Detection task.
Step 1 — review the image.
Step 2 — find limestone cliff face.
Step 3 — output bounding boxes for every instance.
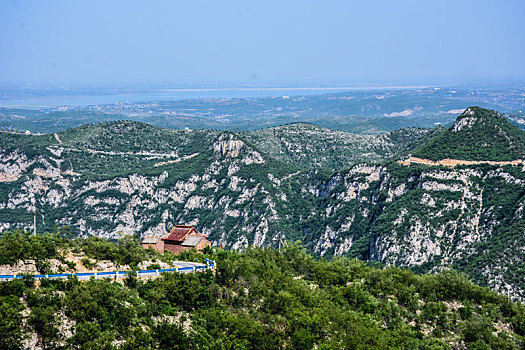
[0,132,284,253]
[305,163,525,300]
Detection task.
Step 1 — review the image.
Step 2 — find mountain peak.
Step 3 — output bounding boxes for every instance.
[451,107,506,132]
[451,107,483,132]
[212,133,247,158]
[413,107,525,161]
[211,132,265,164]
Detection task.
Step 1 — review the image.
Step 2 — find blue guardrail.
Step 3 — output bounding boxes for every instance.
[0,259,215,281]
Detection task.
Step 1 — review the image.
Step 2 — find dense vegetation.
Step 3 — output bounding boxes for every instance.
[0,119,432,174]
[413,107,525,161]
[1,107,525,304]
[0,230,205,274]
[241,123,429,170]
[58,121,219,155]
[0,233,524,349]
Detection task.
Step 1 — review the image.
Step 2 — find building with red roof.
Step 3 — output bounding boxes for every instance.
[142,225,210,255]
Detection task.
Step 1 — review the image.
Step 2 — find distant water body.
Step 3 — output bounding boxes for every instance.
[0,85,430,108]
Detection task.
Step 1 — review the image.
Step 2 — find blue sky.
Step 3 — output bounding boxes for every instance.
[1,0,524,85]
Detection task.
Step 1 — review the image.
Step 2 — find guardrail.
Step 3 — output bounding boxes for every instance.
[0,258,215,281]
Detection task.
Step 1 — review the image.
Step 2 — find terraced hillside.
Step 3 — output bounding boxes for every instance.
[0,107,524,299]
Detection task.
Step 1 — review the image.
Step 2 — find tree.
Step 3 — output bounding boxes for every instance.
[0,296,25,350]
[28,306,62,350]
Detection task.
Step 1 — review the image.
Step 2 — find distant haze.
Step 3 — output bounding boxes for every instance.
[1,0,524,85]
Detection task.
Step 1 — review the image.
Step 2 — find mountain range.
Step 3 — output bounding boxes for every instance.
[0,106,524,299]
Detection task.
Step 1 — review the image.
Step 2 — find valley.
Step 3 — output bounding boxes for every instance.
[2,86,525,134]
[2,1,524,347]
[0,107,524,301]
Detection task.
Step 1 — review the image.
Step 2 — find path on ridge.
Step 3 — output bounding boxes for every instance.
[398,156,525,168]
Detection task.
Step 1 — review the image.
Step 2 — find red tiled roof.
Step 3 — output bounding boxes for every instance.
[162,225,193,242]
[162,225,207,242]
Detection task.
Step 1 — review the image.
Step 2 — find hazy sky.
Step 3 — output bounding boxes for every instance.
[1,0,524,85]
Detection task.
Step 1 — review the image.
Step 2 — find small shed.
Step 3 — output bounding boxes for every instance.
[181,235,209,250]
[140,236,161,249]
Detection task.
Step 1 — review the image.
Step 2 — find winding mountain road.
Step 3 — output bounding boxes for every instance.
[0,260,214,281]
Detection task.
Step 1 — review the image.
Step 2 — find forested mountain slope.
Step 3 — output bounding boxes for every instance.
[1,235,524,349]
[241,123,429,169]
[0,107,524,299]
[413,107,525,161]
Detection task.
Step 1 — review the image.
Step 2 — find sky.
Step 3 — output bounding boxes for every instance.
[0,0,524,86]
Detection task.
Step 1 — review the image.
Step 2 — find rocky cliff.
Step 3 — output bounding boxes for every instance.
[0,108,524,298]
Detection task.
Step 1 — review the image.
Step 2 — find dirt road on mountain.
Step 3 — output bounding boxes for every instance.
[398,157,525,168]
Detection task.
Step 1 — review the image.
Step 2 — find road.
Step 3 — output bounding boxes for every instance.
[0,260,214,281]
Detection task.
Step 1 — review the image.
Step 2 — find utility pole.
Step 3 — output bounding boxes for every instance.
[33,212,36,236]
